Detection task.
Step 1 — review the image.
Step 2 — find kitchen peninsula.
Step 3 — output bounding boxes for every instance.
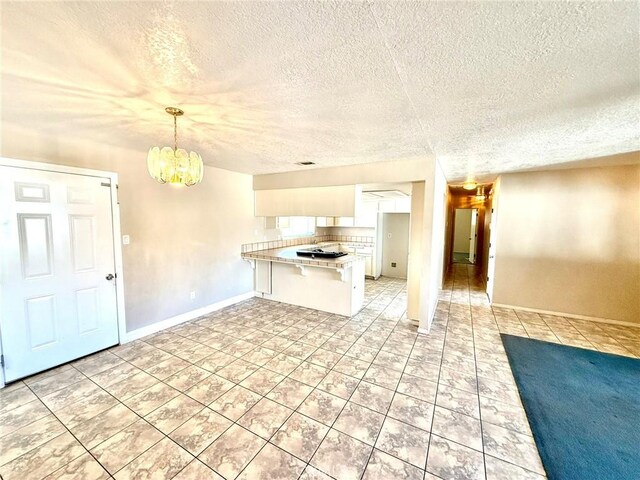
[241,239,365,316]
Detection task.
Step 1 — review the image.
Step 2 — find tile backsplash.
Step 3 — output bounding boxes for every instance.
[241,234,375,253]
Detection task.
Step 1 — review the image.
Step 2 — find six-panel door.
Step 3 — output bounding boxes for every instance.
[0,166,119,382]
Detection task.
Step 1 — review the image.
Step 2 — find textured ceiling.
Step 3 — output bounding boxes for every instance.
[2,1,638,180]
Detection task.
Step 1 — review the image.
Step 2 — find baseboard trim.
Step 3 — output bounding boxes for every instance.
[491,303,640,329]
[124,292,256,343]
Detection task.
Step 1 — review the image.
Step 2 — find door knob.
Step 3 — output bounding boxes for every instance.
[105,274,115,281]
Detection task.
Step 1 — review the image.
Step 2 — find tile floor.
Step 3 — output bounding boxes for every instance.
[1,264,638,480]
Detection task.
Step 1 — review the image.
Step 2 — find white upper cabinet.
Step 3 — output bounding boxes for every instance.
[334,216,355,227]
[255,185,361,217]
[354,201,378,227]
[316,216,335,227]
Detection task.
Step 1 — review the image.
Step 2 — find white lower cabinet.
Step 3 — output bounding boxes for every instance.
[365,256,373,276]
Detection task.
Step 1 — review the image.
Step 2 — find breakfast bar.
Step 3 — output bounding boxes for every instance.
[241,242,365,316]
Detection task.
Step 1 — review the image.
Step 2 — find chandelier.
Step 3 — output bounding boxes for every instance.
[147,107,204,186]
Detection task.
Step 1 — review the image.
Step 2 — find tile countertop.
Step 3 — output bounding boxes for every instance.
[241,243,364,268]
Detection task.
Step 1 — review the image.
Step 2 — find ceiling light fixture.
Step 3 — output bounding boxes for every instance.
[147,107,204,186]
[462,180,477,190]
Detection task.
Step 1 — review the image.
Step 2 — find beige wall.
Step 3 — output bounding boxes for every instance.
[407,181,425,320]
[492,164,640,323]
[2,125,263,332]
[253,158,431,189]
[381,213,410,278]
[453,209,473,253]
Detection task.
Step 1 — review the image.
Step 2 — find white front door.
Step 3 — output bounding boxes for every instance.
[0,166,119,382]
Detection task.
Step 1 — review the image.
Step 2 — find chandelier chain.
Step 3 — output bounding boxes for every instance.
[173,114,177,151]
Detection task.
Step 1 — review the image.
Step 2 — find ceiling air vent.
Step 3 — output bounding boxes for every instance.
[296,161,315,166]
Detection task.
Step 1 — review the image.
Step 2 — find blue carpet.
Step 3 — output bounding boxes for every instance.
[501,334,640,480]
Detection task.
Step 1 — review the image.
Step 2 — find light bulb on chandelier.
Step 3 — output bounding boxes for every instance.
[147,107,204,187]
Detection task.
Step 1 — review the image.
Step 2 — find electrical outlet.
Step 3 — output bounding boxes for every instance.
[391,262,397,267]
[190,291,196,300]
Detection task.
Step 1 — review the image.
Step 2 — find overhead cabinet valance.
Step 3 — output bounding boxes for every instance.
[254,185,361,217]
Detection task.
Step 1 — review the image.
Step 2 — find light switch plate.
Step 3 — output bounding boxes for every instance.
[122,235,130,245]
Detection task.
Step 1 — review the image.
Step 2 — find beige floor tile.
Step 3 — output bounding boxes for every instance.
[170,408,232,456]
[199,424,265,479]
[297,388,346,426]
[104,371,159,401]
[272,412,329,462]
[145,394,204,434]
[362,449,424,480]
[334,402,385,446]
[266,377,313,409]
[350,381,395,414]
[482,422,545,475]
[90,419,164,474]
[114,437,192,480]
[209,385,262,421]
[72,403,139,449]
[44,452,109,480]
[0,432,85,480]
[0,415,65,466]
[375,417,429,468]
[56,390,119,428]
[236,443,306,480]
[0,386,38,414]
[173,459,223,479]
[238,397,293,439]
[426,434,485,480]
[0,399,50,437]
[165,365,212,392]
[310,429,372,480]
[123,382,181,416]
[432,406,483,451]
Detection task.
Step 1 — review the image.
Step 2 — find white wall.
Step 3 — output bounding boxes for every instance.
[420,161,448,329]
[492,163,640,324]
[1,125,263,333]
[316,226,376,238]
[453,209,473,253]
[407,160,448,329]
[381,213,410,278]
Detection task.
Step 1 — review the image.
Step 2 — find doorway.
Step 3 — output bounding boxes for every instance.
[0,161,123,383]
[452,208,479,264]
[381,213,410,278]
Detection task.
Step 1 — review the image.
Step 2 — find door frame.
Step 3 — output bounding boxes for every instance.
[0,157,127,388]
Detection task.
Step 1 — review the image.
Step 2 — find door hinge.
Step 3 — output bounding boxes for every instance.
[486,277,489,282]
[0,354,4,367]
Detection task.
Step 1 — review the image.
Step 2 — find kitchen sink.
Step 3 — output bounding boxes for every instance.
[296,248,348,258]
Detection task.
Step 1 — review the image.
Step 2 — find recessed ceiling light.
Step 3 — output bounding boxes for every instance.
[296,161,316,166]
